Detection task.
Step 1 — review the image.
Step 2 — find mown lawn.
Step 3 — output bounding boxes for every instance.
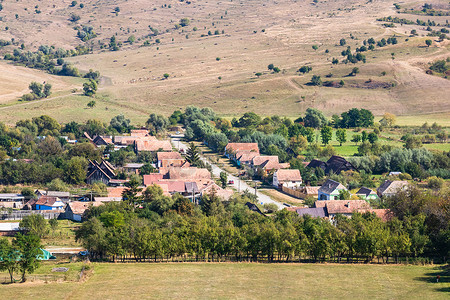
[1,263,448,299]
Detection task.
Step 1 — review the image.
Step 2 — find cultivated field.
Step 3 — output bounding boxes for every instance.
[0,0,449,124]
[1,263,449,299]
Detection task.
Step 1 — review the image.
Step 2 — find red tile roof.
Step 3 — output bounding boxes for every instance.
[225,143,259,153]
[275,169,302,182]
[136,139,172,152]
[157,152,182,160]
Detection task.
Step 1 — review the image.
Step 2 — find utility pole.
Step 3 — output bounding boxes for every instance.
[255,181,257,197]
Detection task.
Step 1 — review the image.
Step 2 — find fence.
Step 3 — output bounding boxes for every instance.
[0,210,62,220]
[281,186,306,199]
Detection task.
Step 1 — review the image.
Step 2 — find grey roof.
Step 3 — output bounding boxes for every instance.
[318,179,343,194]
[356,187,375,196]
[377,180,409,196]
[295,207,327,218]
[184,182,199,193]
[46,191,70,197]
[124,163,145,169]
[0,194,25,201]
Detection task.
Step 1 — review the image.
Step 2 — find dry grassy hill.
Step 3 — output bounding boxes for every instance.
[0,0,449,124]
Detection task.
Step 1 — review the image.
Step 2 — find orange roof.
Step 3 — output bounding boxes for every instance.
[143,173,165,186]
[225,143,259,153]
[157,152,182,160]
[200,182,234,200]
[67,201,103,215]
[167,167,211,180]
[130,129,150,136]
[236,151,260,163]
[160,159,186,168]
[275,169,302,182]
[253,156,279,166]
[136,139,172,152]
[315,200,371,214]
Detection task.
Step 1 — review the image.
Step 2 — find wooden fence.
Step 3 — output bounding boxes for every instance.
[281,186,306,199]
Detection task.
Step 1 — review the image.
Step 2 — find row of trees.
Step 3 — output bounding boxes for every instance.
[75,187,449,263]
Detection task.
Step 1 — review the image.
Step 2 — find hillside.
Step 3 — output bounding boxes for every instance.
[0,0,449,124]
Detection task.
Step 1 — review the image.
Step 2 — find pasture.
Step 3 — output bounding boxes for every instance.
[1,263,448,299]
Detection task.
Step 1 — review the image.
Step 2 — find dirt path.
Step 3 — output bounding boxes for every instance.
[0,92,76,111]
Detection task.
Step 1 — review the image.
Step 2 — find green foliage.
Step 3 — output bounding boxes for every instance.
[146,113,169,135]
[19,215,48,238]
[0,238,19,283]
[309,75,322,86]
[304,108,327,128]
[336,129,347,146]
[320,126,333,145]
[220,171,228,188]
[110,114,130,133]
[186,142,200,166]
[83,79,97,96]
[180,18,190,27]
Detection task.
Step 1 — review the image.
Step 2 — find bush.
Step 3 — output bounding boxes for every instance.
[427,176,444,189]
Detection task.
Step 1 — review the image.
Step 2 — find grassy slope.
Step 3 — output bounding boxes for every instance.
[1,263,448,299]
[0,0,449,124]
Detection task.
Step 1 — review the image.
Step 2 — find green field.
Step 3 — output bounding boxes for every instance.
[1,263,448,299]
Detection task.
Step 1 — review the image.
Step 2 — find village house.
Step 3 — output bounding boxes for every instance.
[63,201,104,222]
[0,193,25,209]
[235,151,260,167]
[251,156,290,173]
[86,160,116,185]
[224,143,259,161]
[35,190,71,203]
[135,138,173,152]
[377,180,409,198]
[25,196,64,211]
[355,187,379,200]
[307,155,358,175]
[199,182,234,201]
[317,179,347,200]
[273,169,302,188]
[157,151,183,168]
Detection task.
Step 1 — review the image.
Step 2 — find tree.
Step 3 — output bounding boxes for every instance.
[110,114,130,133]
[48,218,59,236]
[146,113,169,135]
[367,132,378,144]
[298,66,312,74]
[186,142,200,166]
[180,18,190,27]
[29,82,44,98]
[84,101,96,111]
[336,129,347,146]
[350,67,359,76]
[43,83,52,98]
[0,238,19,283]
[83,79,97,96]
[320,126,333,145]
[351,134,361,145]
[267,64,274,71]
[13,233,42,282]
[339,38,346,46]
[380,113,396,127]
[220,172,228,188]
[127,35,136,44]
[309,75,322,86]
[361,130,368,142]
[425,39,432,47]
[163,73,170,79]
[64,156,88,184]
[304,108,327,128]
[19,215,48,238]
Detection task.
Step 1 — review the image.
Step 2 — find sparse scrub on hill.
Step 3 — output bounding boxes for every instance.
[309,75,322,86]
[20,82,52,101]
[3,45,89,76]
[76,25,97,42]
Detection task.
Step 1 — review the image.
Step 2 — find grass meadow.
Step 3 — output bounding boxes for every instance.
[1,263,448,299]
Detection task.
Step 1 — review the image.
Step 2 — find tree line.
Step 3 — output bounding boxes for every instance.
[74,186,449,264]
